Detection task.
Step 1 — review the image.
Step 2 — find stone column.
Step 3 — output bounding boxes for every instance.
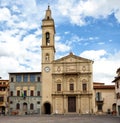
[63,95,67,114]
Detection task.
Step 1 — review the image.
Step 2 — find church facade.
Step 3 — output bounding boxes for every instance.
[41,6,94,114]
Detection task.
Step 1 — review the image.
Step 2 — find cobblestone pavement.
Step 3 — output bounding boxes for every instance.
[0,115,120,123]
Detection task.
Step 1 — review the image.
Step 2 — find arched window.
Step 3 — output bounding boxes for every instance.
[45,53,49,61]
[16,103,20,109]
[46,32,50,45]
[30,103,34,110]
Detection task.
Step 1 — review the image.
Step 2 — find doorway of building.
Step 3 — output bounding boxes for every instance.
[44,103,51,114]
[23,103,27,114]
[68,97,76,112]
[118,106,120,115]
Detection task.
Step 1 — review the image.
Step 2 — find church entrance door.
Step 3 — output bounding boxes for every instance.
[44,103,51,114]
[68,97,76,112]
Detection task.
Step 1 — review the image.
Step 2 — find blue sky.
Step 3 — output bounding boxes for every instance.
[0,0,120,84]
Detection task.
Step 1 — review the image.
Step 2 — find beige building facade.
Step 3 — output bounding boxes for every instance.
[41,6,94,114]
[94,82,116,115]
[112,68,120,116]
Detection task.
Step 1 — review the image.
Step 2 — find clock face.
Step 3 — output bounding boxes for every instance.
[44,66,50,72]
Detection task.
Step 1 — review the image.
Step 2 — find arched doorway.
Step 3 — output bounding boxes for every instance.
[23,103,27,114]
[112,103,116,115]
[44,103,51,114]
[112,103,116,111]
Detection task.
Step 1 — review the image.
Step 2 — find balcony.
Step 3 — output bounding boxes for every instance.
[95,98,104,104]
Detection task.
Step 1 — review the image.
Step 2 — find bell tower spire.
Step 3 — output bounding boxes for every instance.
[45,5,52,20]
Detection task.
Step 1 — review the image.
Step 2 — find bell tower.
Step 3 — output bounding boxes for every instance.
[41,5,55,63]
[41,6,55,114]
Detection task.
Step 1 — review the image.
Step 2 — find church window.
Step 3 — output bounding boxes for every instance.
[82,83,87,91]
[57,84,61,91]
[45,53,49,61]
[70,83,74,91]
[46,32,50,45]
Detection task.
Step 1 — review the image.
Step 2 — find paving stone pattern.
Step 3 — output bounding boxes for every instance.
[0,115,120,123]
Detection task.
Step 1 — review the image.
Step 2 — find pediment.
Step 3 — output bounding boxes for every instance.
[53,52,93,63]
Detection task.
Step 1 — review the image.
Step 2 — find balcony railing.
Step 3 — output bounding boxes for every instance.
[95,98,104,104]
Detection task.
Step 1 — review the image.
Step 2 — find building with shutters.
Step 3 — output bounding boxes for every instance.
[9,72,41,115]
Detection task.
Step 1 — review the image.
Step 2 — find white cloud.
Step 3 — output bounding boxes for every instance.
[80,50,107,60]
[55,42,71,52]
[0,8,11,21]
[55,35,71,52]
[80,50,120,84]
[57,0,120,26]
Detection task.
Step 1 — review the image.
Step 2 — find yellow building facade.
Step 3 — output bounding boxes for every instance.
[41,6,94,114]
[0,80,9,115]
[94,82,116,114]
